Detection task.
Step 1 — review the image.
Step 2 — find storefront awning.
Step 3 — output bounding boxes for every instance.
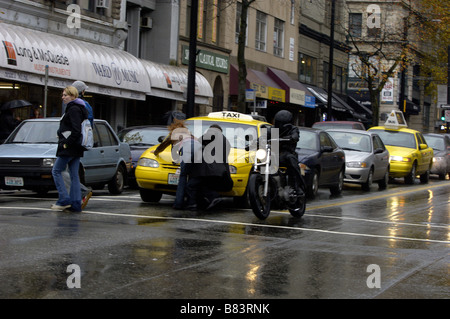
[267,67,315,108]
[140,60,213,105]
[305,85,348,112]
[0,23,149,100]
[230,64,285,102]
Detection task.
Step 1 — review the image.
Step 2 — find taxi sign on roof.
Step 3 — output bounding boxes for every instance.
[384,110,407,129]
[208,111,254,121]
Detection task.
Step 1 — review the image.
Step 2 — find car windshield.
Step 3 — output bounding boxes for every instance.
[185,120,260,150]
[119,128,168,146]
[327,131,371,152]
[296,131,317,150]
[370,130,416,149]
[424,135,445,151]
[7,121,59,144]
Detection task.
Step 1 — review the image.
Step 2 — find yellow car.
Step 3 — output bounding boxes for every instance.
[368,126,433,184]
[135,111,271,205]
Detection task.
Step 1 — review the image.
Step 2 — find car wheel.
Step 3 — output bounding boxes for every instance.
[362,168,373,191]
[419,169,430,184]
[307,169,319,199]
[404,162,416,185]
[108,165,125,195]
[139,188,162,202]
[377,168,389,190]
[330,169,344,195]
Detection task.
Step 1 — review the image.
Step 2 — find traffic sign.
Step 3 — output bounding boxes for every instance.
[445,110,450,122]
[438,104,450,108]
[245,89,255,101]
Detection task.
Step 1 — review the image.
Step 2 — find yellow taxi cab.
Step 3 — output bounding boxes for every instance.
[135,111,271,204]
[368,110,433,184]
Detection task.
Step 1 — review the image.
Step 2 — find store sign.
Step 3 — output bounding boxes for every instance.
[0,24,149,96]
[304,95,316,108]
[250,82,285,102]
[268,87,285,102]
[289,88,305,105]
[381,77,394,103]
[250,82,268,99]
[182,45,229,74]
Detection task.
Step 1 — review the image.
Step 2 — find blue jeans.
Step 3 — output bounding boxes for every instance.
[52,156,82,211]
[173,161,188,208]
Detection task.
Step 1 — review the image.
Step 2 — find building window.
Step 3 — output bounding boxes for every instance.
[299,53,316,84]
[324,63,344,94]
[255,11,267,52]
[197,0,207,41]
[235,2,248,45]
[211,0,220,44]
[273,18,284,57]
[290,0,295,25]
[349,13,362,38]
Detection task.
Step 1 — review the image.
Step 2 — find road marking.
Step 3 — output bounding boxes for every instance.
[0,206,448,244]
[305,182,450,211]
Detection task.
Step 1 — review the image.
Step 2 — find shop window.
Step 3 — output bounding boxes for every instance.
[298,53,316,84]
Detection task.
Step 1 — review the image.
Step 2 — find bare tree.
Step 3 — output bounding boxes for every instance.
[342,1,417,126]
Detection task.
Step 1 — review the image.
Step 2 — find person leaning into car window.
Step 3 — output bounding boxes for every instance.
[51,86,88,213]
[153,120,200,210]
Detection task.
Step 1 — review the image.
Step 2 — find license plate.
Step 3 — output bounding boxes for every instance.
[168,173,179,185]
[5,176,24,186]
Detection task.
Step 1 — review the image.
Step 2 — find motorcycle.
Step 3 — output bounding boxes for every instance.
[248,138,306,220]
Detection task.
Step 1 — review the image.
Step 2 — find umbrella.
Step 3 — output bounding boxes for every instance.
[162,110,186,125]
[1,99,32,111]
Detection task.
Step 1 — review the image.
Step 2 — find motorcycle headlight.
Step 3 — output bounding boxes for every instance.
[42,158,55,167]
[255,149,267,161]
[137,158,159,168]
[433,157,444,162]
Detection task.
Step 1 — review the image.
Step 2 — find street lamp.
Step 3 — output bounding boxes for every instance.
[327,0,336,121]
[186,0,199,118]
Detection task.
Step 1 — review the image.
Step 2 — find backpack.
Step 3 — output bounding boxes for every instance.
[80,119,94,149]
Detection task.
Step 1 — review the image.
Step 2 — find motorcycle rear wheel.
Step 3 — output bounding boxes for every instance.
[288,184,306,218]
[248,174,271,220]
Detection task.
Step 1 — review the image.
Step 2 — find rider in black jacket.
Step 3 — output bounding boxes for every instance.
[273,110,303,191]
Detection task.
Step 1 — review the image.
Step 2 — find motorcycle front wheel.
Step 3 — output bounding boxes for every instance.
[248,173,271,220]
[288,183,306,218]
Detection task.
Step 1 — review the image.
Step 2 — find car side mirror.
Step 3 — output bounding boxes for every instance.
[374,148,384,154]
[419,143,428,150]
[321,145,333,153]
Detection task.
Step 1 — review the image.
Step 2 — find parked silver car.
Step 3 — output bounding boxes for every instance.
[327,129,390,190]
[0,118,131,195]
[423,133,450,180]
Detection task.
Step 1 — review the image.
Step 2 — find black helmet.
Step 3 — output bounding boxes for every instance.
[273,110,293,128]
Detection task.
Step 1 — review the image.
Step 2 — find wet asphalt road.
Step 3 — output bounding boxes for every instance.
[0,178,449,301]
